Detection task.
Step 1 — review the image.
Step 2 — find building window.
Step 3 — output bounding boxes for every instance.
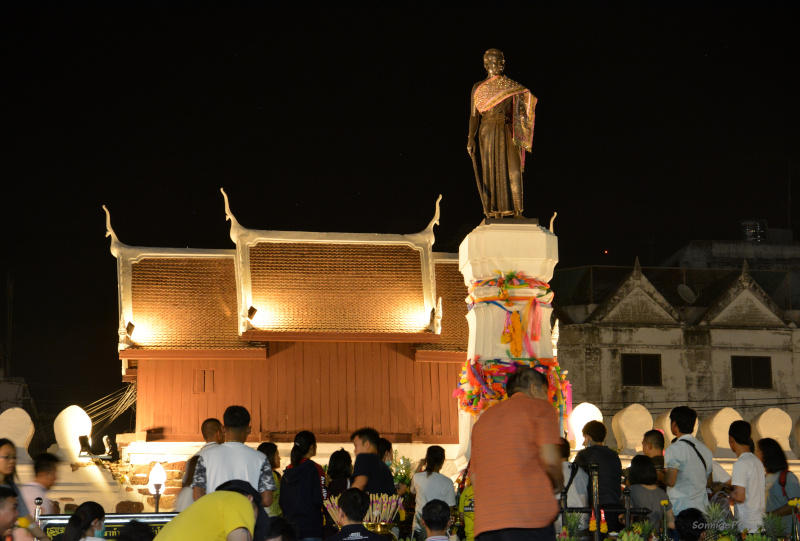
[193,369,215,393]
[621,354,662,386]
[731,356,772,389]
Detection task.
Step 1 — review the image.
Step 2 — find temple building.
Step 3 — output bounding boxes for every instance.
[108,192,468,447]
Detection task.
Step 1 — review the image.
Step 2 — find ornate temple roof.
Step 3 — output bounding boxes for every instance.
[105,191,469,365]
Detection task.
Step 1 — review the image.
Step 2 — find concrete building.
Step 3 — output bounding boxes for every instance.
[553,236,800,455]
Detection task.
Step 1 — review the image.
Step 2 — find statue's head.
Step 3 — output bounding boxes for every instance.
[483,48,505,76]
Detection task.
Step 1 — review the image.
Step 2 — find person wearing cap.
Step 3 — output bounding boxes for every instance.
[155,480,267,541]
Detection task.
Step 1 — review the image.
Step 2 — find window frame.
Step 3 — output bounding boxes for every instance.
[731,355,772,389]
[621,353,663,387]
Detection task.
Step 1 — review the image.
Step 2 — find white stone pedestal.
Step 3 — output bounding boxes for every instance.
[455,221,559,463]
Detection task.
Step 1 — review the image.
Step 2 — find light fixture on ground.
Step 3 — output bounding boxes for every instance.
[148,462,167,512]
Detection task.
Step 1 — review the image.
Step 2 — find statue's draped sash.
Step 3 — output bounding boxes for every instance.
[474,75,537,169]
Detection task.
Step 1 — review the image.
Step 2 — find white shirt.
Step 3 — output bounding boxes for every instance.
[711,461,731,484]
[194,441,272,495]
[411,472,456,531]
[731,452,765,531]
[12,482,53,541]
[554,461,589,533]
[181,441,219,484]
[664,434,713,514]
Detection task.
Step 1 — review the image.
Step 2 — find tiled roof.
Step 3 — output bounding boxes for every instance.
[552,266,791,309]
[130,257,245,349]
[249,242,427,333]
[417,260,468,352]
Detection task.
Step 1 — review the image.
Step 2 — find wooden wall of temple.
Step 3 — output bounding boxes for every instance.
[134,342,460,443]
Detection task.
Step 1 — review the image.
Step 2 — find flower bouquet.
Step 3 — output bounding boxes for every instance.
[390,451,412,486]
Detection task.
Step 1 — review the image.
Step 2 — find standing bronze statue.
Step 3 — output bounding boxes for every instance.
[467,49,537,218]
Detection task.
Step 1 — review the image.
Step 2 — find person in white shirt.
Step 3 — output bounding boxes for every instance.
[663,406,713,514]
[554,437,589,534]
[727,421,765,531]
[411,446,456,538]
[192,406,276,507]
[14,453,59,541]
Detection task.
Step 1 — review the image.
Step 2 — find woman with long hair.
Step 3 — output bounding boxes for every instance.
[280,431,326,541]
[258,442,283,517]
[757,438,800,536]
[62,501,106,541]
[0,438,52,541]
[623,455,674,533]
[410,445,455,539]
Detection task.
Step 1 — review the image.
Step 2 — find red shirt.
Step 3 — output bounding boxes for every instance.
[471,393,561,535]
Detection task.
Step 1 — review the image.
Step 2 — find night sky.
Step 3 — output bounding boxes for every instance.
[3,3,798,443]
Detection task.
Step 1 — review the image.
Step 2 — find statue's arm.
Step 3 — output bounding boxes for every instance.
[467,82,481,156]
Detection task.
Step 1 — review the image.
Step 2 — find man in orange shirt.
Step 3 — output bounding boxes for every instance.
[470,367,563,541]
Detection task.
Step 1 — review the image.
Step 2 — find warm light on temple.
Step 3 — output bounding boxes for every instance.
[250,306,281,328]
[127,321,154,344]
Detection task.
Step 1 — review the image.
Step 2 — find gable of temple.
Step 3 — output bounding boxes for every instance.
[106,193,474,357]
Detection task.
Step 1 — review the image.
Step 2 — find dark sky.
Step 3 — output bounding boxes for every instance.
[2,3,798,438]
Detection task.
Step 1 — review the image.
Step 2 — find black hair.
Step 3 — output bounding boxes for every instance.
[729,420,752,447]
[643,430,665,451]
[378,438,393,460]
[507,367,547,397]
[670,406,697,435]
[675,508,704,541]
[0,439,16,480]
[424,446,446,477]
[223,406,251,428]
[0,486,15,503]
[34,452,59,475]
[327,448,353,480]
[421,499,451,531]
[266,516,297,541]
[582,421,606,443]
[63,501,105,541]
[258,442,280,469]
[338,488,371,522]
[290,430,316,468]
[350,427,380,450]
[201,418,222,440]
[757,438,789,474]
[558,437,571,459]
[628,455,658,486]
[119,520,155,541]
[182,456,200,489]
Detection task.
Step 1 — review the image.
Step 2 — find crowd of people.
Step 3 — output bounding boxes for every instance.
[3,388,800,541]
[163,406,457,541]
[469,368,800,541]
[513,392,798,541]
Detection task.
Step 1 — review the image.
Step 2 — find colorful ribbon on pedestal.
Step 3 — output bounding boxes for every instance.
[455,271,572,429]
